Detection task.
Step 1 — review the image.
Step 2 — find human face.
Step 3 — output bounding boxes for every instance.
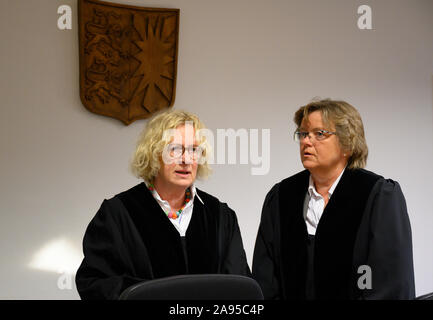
[298,111,347,176]
[155,124,199,191]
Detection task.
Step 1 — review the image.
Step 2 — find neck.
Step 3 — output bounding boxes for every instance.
[152,180,188,211]
[310,165,345,198]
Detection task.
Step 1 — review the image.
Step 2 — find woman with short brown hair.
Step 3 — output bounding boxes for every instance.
[253,99,415,300]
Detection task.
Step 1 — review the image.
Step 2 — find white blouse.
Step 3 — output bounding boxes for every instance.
[304,168,345,235]
[145,182,204,237]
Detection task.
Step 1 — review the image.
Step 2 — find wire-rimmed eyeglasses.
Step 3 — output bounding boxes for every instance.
[294,130,337,143]
[166,143,204,159]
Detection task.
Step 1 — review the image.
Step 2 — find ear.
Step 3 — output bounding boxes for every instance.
[342,147,352,158]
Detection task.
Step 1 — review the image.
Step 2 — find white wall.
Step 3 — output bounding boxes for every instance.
[0,0,432,299]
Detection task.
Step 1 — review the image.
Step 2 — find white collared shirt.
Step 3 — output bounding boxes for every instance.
[145,182,204,237]
[304,168,345,235]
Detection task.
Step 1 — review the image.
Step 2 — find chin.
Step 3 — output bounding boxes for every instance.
[301,160,315,170]
[172,179,193,188]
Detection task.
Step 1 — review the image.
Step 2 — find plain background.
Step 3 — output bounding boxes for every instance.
[0,0,432,299]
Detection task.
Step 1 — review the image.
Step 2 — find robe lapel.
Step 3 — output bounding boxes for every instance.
[118,183,187,278]
[314,169,380,299]
[279,170,310,299]
[185,194,219,274]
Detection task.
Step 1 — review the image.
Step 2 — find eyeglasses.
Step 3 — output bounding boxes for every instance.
[166,144,204,159]
[294,130,337,143]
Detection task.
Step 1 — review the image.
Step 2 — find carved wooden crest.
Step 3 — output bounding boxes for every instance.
[78,0,179,125]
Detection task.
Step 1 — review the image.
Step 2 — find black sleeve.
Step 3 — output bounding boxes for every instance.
[219,203,252,277]
[252,184,281,299]
[360,179,415,299]
[75,199,145,300]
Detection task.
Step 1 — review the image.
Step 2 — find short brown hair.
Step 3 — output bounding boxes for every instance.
[294,99,368,169]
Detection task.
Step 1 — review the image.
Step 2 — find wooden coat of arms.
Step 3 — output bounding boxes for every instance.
[78,0,179,125]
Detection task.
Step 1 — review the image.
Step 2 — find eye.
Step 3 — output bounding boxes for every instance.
[169,144,182,155]
[189,146,203,157]
[315,131,326,140]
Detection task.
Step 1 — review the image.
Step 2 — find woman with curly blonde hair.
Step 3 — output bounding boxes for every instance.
[253,99,415,300]
[76,109,250,300]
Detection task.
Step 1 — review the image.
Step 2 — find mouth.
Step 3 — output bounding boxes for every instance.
[175,170,191,177]
[303,152,314,157]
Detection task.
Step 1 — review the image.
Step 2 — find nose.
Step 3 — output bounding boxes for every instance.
[300,134,313,146]
[181,149,194,164]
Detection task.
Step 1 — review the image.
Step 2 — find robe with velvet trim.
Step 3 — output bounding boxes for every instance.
[252,169,415,300]
[75,183,251,300]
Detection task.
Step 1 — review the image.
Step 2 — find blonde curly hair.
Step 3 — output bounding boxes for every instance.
[131,109,212,182]
[294,99,368,169]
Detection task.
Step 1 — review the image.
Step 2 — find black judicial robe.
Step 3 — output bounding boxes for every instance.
[76,183,251,300]
[252,169,415,300]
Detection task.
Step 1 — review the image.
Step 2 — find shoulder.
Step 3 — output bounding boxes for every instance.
[348,169,403,194]
[370,175,405,199]
[337,169,383,198]
[114,182,147,201]
[361,173,410,236]
[347,168,383,182]
[349,170,408,215]
[267,170,309,199]
[196,188,221,206]
[94,183,147,221]
[196,188,233,213]
[195,188,237,220]
[280,170,310,186]
[259,170,309,213]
